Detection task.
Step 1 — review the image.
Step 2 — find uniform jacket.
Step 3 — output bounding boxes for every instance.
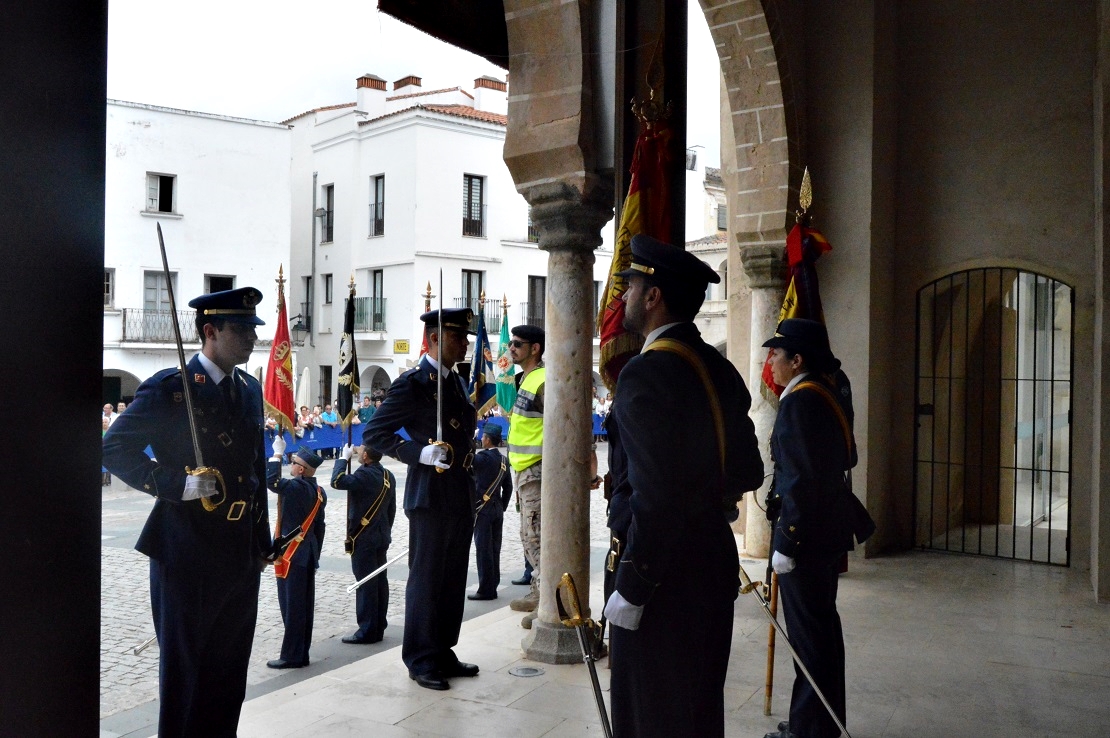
[471,446,512,516]
[102,354,271,571]
[266,461,326,568]
[331,459,396,550]
[604,411,633,539]
[363,355,477,514]
[770,370,867,560]
[611,323,764,607]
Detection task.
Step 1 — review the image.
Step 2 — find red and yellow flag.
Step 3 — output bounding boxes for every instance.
[597,120,672,390]
[760,223,833,399]
[264,267,296,432]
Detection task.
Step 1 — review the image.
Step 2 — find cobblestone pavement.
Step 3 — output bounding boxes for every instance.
[100,445,611,720]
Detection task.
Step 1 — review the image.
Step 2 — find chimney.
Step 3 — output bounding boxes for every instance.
[355,74,387,117]
[473,75,508,115]
[393,75,422,92]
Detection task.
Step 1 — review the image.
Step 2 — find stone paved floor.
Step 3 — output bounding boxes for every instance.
[100,445,612,721]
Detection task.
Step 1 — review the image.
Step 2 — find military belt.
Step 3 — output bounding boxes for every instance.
[606,534,621,573]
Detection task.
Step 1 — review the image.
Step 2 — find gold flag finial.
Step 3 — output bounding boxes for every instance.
[797,167,813,223]
[275,264,286,311]
[502,293,510,314]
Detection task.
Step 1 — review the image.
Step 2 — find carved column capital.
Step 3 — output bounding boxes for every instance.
[523,180,615,254]
[740,242,787,289]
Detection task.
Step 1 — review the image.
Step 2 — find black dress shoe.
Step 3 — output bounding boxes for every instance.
[762,728,797,738]
[266,658,308,669]
[410,670,450,690]
[467,592,497,601]
[511,575,532,585]
[442,661,480,678]
[342,634,383,644]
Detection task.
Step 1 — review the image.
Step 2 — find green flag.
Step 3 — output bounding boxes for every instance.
[495,310,517,413]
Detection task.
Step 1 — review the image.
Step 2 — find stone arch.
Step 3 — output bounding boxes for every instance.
[699,0,805,241]
[359,365,392,398]
[102,368,142,405]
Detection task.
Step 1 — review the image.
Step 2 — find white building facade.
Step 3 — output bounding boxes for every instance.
[103,100,292,402]
[285,74,614,406]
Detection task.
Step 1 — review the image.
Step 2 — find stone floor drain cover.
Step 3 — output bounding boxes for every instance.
[508,666,545,678]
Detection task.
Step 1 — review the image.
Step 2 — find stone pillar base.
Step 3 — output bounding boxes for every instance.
[521,619,582,664]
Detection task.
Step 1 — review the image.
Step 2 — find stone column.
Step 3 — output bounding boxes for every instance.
[521,181,613,663]
[739,241,787,557]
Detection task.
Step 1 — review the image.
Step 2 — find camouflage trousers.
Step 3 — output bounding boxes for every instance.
[515,462,542,593]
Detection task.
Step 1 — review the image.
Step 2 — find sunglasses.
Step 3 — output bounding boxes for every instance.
[509,339,533,348]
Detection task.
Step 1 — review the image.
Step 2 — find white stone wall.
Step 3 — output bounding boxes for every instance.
[103,100,292,393]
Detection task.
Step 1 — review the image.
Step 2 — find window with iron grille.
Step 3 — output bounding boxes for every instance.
[205,275,234,294]
[323,273,333,305]
[527,208,539,243]
[104,269,115,309]
[370,175,385,237]
[146,173,176,213]
[717,203,727,231]
[463,174,485,237]
[462,269,484,313]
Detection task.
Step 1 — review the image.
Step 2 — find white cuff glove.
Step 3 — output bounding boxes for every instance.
[772,550,796,575]
[603,590,644,631]
[418,444,450,470]
[341,443,355,461]
[182,473,218,501]
[271,435,287,459]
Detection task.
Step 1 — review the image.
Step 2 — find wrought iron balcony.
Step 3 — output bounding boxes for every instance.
[353,296,387,332]
[518,302,545,332]
[369,201,385,237]
[121,308,200,343]
[462,204,487,238]
[453,297,500,332]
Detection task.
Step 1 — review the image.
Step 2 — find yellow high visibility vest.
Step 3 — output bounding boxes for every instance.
[508,366,545,472]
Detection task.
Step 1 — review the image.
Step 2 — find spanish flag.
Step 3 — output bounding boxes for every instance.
[597,119,672,390]
[264,267,296,433]
[760,223,832,399]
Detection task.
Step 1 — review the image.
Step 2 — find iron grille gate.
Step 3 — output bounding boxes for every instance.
[913,268,1072,565]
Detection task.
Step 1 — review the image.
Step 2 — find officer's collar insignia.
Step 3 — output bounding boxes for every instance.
[173,392,183,403]
[194,373,206,384]
[428,371,438,381]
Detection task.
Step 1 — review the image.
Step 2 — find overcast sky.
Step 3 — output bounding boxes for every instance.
[108,0,722,167]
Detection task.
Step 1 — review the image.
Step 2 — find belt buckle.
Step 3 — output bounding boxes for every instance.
[606,535,621,572]
[226,500,246,521]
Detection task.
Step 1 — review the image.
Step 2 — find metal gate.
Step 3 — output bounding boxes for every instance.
[913,268,1072,565]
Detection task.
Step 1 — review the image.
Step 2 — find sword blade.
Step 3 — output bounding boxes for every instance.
[346,549,407,593]
[739,564,852,738]
[436,268,443,443]
[156,223,204,468]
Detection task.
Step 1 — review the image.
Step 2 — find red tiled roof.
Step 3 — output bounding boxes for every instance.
[686,231,728,248]
[386,86,474,102]
[358,103,507,127]
[281,102,356,125]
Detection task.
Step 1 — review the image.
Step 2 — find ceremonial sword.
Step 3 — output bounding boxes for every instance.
[431,268,452,472]
[347,549,408,593]
[156,224,225,511]
[556,572,613,738]
[739,564,852,738]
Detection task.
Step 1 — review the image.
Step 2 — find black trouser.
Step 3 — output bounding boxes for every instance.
[472,509,503,596]
[778,555,846,738]
[402,508,473,675]
[351,543,389,639]
[150,559,260,738]
[276,561,316,664]
[609,586,733,737]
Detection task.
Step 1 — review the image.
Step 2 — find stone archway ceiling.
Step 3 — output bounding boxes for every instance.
[378,0,509,70]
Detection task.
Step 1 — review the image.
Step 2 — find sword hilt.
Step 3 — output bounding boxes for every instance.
[739,563,758,594]
[427,439,453,474]
[556,572,591,628]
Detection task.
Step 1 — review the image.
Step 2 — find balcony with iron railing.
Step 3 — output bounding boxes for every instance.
[120,308,200,343]
[462,204,487,238]
[369,201,384,237]
[453,297,500,332]
[518,302,545,332]
[353,296,387,332]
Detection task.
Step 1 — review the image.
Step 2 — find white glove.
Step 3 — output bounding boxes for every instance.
[418,444,450,470]
[341,443,355,461]
[182,472,218,501]
[271,435,287,459]
[772,550,796,575]
[603,590,644,631]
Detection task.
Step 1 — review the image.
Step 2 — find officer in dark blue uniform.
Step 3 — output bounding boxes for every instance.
[102,286,272,738]
[762,318,874,738]
[331,430,397,644]
[468,423,513,601]
[602,235,765,737]
[364,308,479,691]
[265,445,326,669]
